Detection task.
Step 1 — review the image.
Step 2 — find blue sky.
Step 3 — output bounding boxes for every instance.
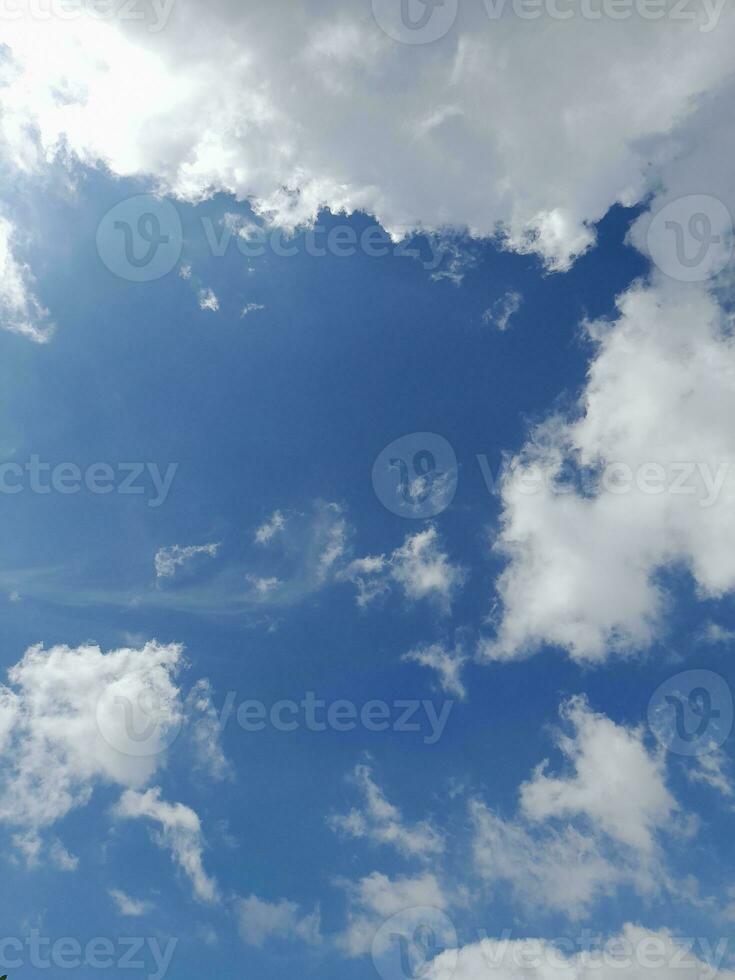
[1,5,735,980]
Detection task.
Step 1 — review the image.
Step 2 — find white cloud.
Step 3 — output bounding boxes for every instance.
[403,641,468,699]
[329,763,444,860]
[0,216,54,343]
[342,527,464,612]
[237,895,322,948]
[686,744,733,798]
[184,679,232,782]
[109,888,155,917]
[155,542,220,579]
[114,787,219,904]
[425,925,735,980]
[470,802,623,919]
[2,2,735,279]
[198,287,220,312]
[0,640,185,832]
[482,290,523,332]
[337,872,448,957]
[0,640,227,899]
[241,303,265,318]
[519,697,676,854]
[471,699,680,917]
[254,510,286,545]
[246,575,281,598]
[49,838,79,872]
[483,280,735,663]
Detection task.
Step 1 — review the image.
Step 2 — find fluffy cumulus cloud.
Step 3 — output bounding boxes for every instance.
[471,698,680,917]
[425,925,735,980]
[519,697,676,853]
[0,640,224,898]
[484,279,735,662]
[2,0,735,282]
[329,763,445,859]
[337,871,449,957]
[341,526,465,611]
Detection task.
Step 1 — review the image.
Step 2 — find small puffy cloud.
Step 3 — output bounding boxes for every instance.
[482,290,523,332]
[342,527,464,612]
[403,641,468,700]
[0,216,54,344]
[471,699,681,918]
[155,542,220,579]
[114,787,219,904]
[198,287,220,312]
[329,763,444,860]
[49,838,79,872]
[254,510,287,545]
[237,895,322,948]
[519,697,676,854]
[391,527,465,609]
[246,575,281,598]
[337,872,448,957]
[109,888,155,917]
